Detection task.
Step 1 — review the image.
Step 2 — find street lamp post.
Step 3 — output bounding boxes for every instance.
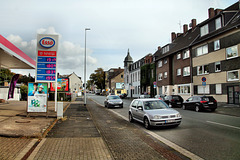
[84,28,90,106]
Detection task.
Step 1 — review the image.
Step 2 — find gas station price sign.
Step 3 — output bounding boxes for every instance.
[36,34,59,82]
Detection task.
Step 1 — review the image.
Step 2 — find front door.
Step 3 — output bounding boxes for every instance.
[228,86,240,104]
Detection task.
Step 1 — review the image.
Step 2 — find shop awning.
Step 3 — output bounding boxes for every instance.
[0,35,35,69]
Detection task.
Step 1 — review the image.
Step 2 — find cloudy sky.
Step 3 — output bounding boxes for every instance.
[1,0,238,79]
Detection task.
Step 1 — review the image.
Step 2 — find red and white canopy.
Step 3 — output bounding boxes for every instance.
[0,35,35,69]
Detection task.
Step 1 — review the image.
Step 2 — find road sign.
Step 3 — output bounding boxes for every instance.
[153,81,157,85]
[202,77,206,82]
[36,34,59,82]
[202,82,206,86]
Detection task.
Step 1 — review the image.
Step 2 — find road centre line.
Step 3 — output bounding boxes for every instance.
[89,98,203,160]
[206,121,240,130]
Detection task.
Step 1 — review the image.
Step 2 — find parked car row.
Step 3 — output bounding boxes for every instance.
[103,93,218,130]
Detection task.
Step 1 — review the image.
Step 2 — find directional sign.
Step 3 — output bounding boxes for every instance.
[202,82,206,86]
[36,34,59,82]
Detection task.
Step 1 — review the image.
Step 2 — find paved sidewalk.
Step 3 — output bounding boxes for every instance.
[32,101,112,160]
[0,101,70,137]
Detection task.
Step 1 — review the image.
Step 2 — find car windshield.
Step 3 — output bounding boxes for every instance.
[172,96,180,100]
[108,96,120,100]
[143,100,168,110]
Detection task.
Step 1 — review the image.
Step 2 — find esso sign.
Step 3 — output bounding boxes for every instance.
[39,37,55,48]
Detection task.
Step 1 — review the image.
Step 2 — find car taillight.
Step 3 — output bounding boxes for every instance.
[200,100,208,103]
[214,100,217,103]
[159,98,162,100]
[171,99,175,102]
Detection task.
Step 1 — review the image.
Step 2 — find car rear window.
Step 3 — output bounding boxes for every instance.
[202,97,215,101]
[172,96,180,100]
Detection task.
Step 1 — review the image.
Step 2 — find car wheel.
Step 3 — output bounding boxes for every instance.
[129,113,134,122]
[182,105,186,110]
[195,106,200,112]
[144,118,151,129]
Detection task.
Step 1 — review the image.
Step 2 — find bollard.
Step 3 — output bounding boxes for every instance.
[57,102,63,119]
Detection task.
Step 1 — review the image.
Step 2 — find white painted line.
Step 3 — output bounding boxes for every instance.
[206,121,240,130]
[90,98,204,160]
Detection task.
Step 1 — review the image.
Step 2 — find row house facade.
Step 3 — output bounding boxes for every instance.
[192,3,240,104]
[154,19,199,100]
[123,1,239,104]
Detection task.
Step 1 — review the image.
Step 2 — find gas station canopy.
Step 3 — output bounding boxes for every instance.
[0,35,35,69]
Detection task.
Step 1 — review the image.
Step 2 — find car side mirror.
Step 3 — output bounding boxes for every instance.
[137,106,143,111]
[186,99,189,102]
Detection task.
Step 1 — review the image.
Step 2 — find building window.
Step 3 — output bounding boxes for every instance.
[227,70,239,81]
[196,44,208,56]
[215,62,221,72]
[151,69,154,78]
[197,65,209,75]
[178,85,190,94]
[200,24,209,36]
[164,72,167,78]
[164,58,167,64]
[158,61,162,68]
[216,84,222,94]
[158,73,163,81]
[163,45,169,54]
[226,45,238,59]
[198,85,210,94]
[177,53,181,59]
[183,66,190,76]
[121,75,123,78]
[215,17,222,30]
[177,68,181,76]
[214,40,220,51]
[183,50,190,59]
[138,71,140,81]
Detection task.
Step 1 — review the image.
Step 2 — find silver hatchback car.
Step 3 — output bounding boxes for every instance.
[129,99,182,129]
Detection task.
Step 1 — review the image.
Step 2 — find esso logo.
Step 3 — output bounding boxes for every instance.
[39,37,55,48]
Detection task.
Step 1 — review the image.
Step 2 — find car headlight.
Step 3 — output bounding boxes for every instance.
[176,113,181,118]
[154,115,161,119]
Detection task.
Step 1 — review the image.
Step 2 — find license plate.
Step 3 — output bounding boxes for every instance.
[209,102,213,104]
[115,105,119,107]
[166,120,175,123]
[177,102,181,104]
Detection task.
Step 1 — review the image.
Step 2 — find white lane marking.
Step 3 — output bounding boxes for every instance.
[90,98,204,160]
[206,121,240,130]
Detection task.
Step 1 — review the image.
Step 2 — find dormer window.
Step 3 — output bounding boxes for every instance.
[163,45,169,54]
[200,24,209,36]
[215,17,222,30]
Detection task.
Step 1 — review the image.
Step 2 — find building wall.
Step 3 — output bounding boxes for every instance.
[0,87,20,101]
[69,73,82,94]
[111,71,125,95]
[192,30,240,103]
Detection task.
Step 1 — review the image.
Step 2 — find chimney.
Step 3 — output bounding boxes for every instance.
[215,9,222,15]
[208,8,215,19]
[183,24,188,34]
[177,33,183,37]
[171,32,176,42]
[158,46,161,50]
[191,19,197,29]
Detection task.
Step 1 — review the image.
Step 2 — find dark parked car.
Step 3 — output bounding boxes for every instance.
[154,94,166,100]
[119,93,127,99]
[164,95,183,108]
[104,95,123,108]
[182,96,217,112]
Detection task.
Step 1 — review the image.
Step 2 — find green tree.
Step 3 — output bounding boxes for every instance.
[0,69,14,86]
[89,68,105,90]
[20,85,28,101]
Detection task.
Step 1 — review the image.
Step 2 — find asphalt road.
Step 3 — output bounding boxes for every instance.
[88,94,240,160]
